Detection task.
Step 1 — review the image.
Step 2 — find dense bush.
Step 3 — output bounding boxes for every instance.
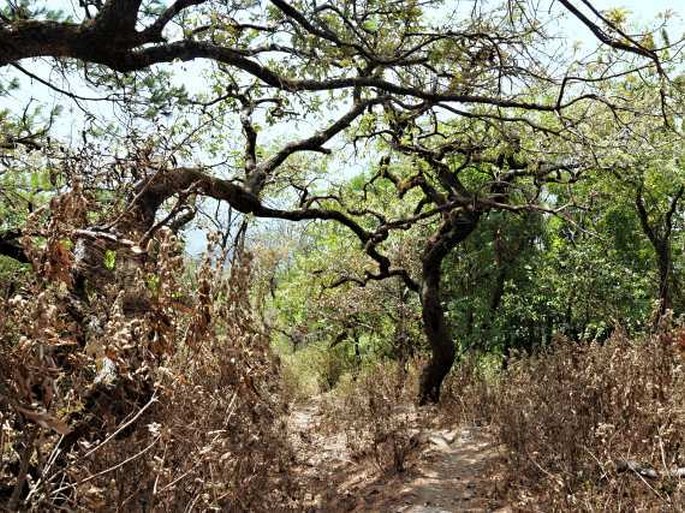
[0,244,301,511]
[446,328,685,511]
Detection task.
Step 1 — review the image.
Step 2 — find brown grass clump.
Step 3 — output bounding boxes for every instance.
[472,331,685,511]
[440,354,500,426]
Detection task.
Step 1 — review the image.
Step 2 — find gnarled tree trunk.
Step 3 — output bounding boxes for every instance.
[418,209,480,404]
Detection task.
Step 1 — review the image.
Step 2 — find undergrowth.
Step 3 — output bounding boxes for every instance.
[0,236,301,511]
[446,328,685,511]
[8,181,685,512]
[321,361,423,475]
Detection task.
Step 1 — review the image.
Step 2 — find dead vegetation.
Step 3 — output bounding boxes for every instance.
[443,326,685,511]
[321,362,424,475]
[5,164,685,512]
[0,236,301,511]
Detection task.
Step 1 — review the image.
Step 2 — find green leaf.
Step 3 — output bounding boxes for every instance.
[103,250,117,271]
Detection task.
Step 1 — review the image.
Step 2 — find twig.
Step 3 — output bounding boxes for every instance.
[658,427,669,477]
[156,466,197,495]
[630,464,669,505]
[584,446,609,482]
[42,391,158,492]
[80,392,158,461]
[24,434,65,503]
[185,489,204,512]
[527,452,564,486]
[51,435,161,496]
[152,442,169,496]
[8,427,36,510]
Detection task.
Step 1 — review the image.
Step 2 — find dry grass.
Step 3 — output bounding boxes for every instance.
[441,353,501,426]
[0,240,302,512]
[321,361,423,475]
[446,329,685,511]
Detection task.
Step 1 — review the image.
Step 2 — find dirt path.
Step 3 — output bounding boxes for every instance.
[288,400,509,513]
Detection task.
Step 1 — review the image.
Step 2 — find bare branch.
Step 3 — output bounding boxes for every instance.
[141,0,207,41]
[558,0,663,74]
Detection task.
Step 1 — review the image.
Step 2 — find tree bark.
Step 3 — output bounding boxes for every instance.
[418,209,480,404]
[0,230,29,263]
[655,240,672,316]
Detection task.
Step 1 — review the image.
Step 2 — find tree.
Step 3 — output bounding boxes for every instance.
[635,166,685,319]
[0,0,681,414]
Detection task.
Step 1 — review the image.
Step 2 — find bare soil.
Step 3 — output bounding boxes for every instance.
[288,399,510,513]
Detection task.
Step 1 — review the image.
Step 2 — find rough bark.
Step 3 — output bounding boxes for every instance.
[655,240,672,316]
[0,230,29,263]
[418,209,480,404]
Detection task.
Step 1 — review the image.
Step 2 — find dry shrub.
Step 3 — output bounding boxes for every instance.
[440,353,500,426]
[1,235,301,511]
[322,361,421,474]
[490,331,685,511]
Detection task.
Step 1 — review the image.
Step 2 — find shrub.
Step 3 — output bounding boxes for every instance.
[440,353,501,426]
[322,361,422,475]
[488,331,685,511]
[0,242,301,511]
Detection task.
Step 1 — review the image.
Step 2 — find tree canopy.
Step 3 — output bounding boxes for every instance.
[2,2,685,507]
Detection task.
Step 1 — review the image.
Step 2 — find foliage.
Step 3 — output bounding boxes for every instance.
[1,0,685,509]
[263,215,423,395]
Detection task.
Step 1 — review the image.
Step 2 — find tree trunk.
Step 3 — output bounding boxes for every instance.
[635,184,683,322]
[418,264,456,404]
[418,210,480,404]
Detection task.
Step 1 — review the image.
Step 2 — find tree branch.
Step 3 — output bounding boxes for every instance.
[558,0,663,74]
[252,96,386,187]
[141,0,207,41]
[635,183,658,246]
[0,25,629,115]
[92,0,143,37]
[664,185,684,239]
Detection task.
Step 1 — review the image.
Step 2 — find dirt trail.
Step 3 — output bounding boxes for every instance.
[288,399,509,513]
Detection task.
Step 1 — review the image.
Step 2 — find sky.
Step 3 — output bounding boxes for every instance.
[593,0,680,21]
[559,0,684,45]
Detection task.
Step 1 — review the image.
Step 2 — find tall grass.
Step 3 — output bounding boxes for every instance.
[445,329,685,511]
